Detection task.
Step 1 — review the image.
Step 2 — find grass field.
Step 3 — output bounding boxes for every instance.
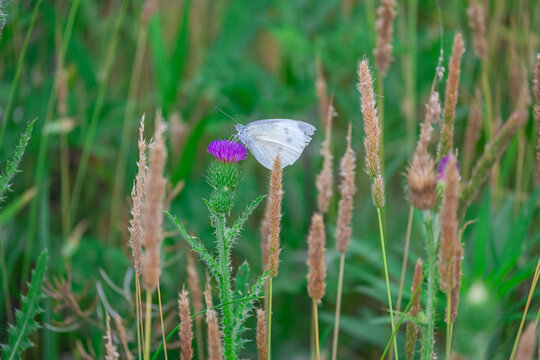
[0,0,539,359]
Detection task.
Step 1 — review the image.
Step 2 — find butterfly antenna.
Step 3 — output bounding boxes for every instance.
[215,107,237,123]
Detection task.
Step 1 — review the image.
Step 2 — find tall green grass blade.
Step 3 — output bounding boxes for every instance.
[1,249,48,360]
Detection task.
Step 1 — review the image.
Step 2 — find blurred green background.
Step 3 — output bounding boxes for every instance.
[0,0,539,358]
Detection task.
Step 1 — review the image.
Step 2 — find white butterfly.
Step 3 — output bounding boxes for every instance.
[235,119,316,169]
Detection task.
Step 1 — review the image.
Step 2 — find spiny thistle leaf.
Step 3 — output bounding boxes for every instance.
[227,195,265,244]
[166,211,222,283]
[2,249,48,360]
[0,119,37,203]
[232,268,268,350]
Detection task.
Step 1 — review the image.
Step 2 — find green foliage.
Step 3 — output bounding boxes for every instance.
[169,161,265,359]
[0,120,36,203]
[1,250,48,360]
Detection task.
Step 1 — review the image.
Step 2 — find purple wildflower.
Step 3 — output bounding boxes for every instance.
[437,155,459,180]
[207,140,247,163]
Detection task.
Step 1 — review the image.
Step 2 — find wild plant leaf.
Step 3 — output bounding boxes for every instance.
[166,211,222,283]
[1,249,48,360]
[234,261,250,300]
[227,195,265,245]
[232,269,268,351]
[0,119,36,203]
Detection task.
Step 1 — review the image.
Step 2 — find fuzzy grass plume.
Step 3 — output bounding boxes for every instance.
[373,0,397,76]
[437,33,465,162]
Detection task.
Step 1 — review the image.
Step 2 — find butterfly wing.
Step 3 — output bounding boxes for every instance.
[241,119,316,169]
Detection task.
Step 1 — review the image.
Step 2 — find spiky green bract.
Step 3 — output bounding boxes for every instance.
[167,191,266,359]
[2,249,48,360]
[0,120,36,203]
[207,160,240,214]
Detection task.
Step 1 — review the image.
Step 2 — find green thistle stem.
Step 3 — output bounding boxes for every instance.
[216,214,235,359]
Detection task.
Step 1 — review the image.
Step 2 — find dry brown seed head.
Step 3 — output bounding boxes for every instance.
[357,60,382,180]
[267,156,283,278]
[467,0,487,59]
[307,212,327,301]
[373,0,397,76]
[256,309,268,360]
[438,154,459,294]
[336,124,356,253]
[178,289,194,360]
[129,117,146,275]
[437,33,465,162]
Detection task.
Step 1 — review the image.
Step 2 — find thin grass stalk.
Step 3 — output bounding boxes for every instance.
[313,298,320,360]
[0,0,43,149]
[376,208,398,360]
[24,0,81,283]
[421,210,437,360]
[446,293,452,359]
[0,232,13,323]
[331,253,345,360]
[69,0,129,221]
[267,277,273,360]
[110,22,150,240]
[135,274,143,360]
[144,290,152,360]
[157,283,168,360]
[396,205,413,314]
[395,204,414,334]
[510,257,540,360]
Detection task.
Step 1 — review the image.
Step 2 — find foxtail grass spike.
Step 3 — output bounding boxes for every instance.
[467,0,487,59]
[459,111,521,216]
[373,0,397,76]
[204,280,223,360]
[307,212,327,301]
[267,156,283,278]
[142,113,167,291]
[437,33,465,162]
[256,309,268,360]
[178,289,194,360]
[407,92,440,210]
[336,123,356,254]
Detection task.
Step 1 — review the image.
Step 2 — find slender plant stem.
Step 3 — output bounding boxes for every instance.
[151,296,264,360]
[331,253,345,360]
[509,256,540,360]
[396,205,414,314]
[109,22,149,240]
[0,0,43,149]
[144,290,152,360]
[379,273,426,360]
[376,208,398,360]
[389,204,413,360]
[156,283,168,360]
[313,297,321,360]
[23,0,81,284]
[421,210,436,360]
[135,274,143,360]
[268,277,273,360]
[69,0,128,222]
[445,293,452,360]
[0,233,13,323]
[216,214,235,359]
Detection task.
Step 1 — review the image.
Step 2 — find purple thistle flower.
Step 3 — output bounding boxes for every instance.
[207,139,247,163]
[437,155,459,180]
